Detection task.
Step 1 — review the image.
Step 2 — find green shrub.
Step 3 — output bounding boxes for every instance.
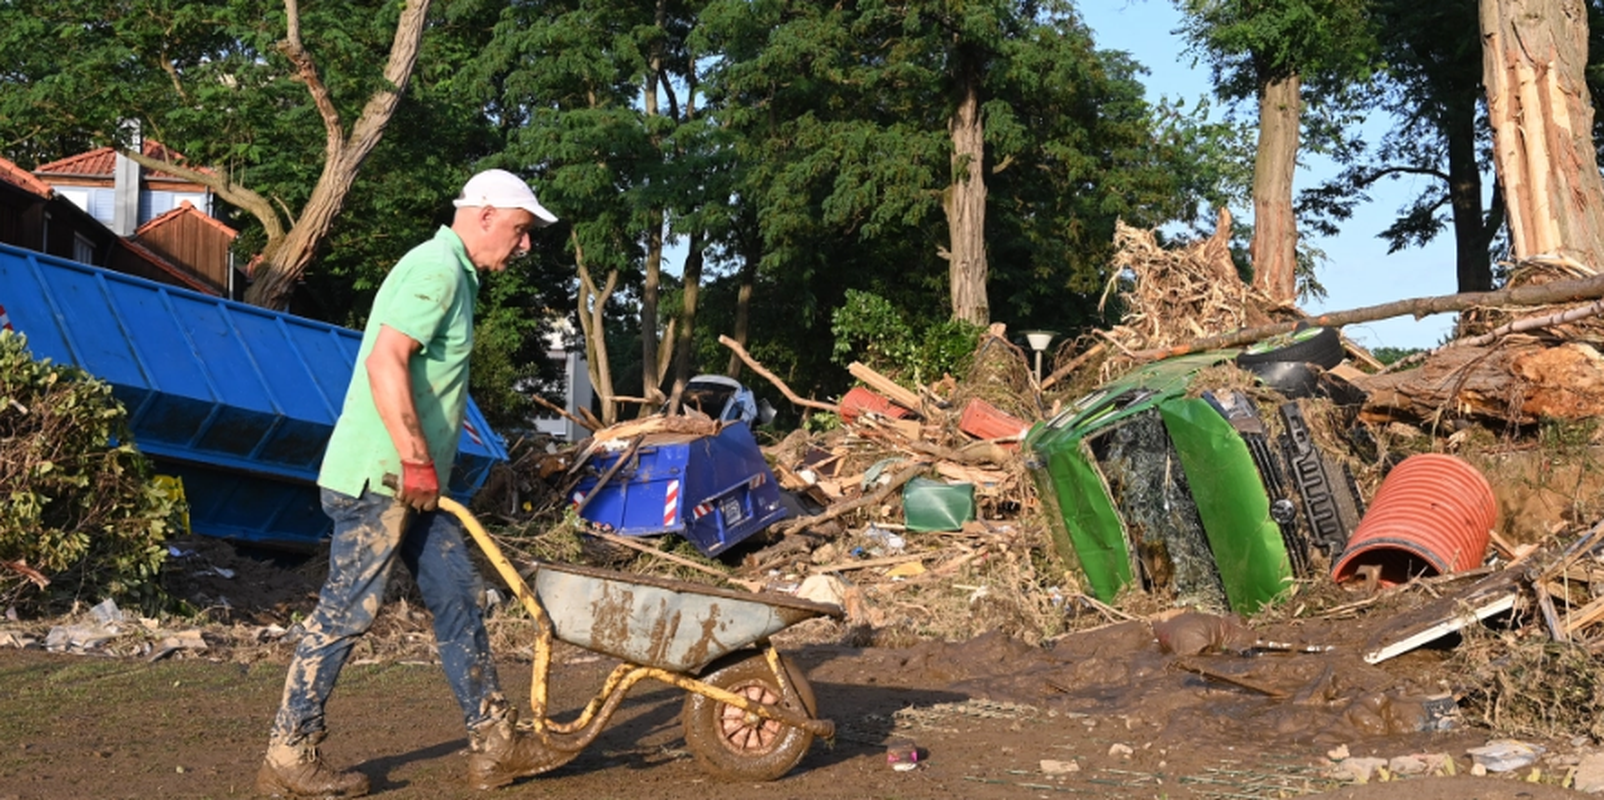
[0,331,176,614]
[830,290,982,384]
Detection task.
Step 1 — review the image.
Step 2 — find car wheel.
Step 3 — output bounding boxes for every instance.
[1236,326,1344,369]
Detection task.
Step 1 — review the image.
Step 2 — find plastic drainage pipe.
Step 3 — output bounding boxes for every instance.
[1331,453,1498,587]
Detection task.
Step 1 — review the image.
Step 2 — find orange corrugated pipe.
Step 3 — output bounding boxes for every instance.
[1331,453,1498,587]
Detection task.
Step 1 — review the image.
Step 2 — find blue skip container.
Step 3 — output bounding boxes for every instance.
[572,423,787,557]
[0,242,508,549]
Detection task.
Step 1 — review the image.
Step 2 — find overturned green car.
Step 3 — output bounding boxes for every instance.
[1025,330,1364,614]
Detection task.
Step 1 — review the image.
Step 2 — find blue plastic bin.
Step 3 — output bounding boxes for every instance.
[0,242,508,549]
[572,423,787,557]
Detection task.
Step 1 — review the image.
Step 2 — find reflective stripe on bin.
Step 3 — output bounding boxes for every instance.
[664,479,680,525]
[463,419,484,447]
[693,502,713,519]
[0,304,10,331]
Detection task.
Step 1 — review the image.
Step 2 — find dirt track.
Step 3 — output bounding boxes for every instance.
[0,609,1593,800]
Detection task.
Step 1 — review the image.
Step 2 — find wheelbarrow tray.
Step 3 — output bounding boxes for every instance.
[530,561,843,674]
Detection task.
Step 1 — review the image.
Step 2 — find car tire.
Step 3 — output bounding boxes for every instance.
[1236,326,1344,369]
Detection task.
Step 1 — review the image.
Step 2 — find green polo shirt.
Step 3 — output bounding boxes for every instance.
[318,226,479,498]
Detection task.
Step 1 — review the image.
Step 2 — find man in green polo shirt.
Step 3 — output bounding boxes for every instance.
[256,169,558,798]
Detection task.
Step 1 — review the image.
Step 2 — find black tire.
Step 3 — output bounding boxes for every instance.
[1236,326,1344,369]
[682,652,818,781]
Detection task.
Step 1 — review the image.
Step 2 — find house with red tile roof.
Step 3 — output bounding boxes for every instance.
[0,151,226,297]
[33,139,214,235]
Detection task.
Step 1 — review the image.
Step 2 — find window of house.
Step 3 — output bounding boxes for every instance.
[73,233,96,265]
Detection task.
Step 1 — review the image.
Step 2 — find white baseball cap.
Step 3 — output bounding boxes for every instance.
[453,169,558,227]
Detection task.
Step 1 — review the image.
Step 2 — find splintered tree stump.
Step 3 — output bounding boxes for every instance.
[1354,342,1604,426]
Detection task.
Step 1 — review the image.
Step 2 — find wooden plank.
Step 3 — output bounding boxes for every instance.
[1366,586,1514,666]
[848,361,922,411]
[1536,582,1568,642]
[1563,592,1604,634]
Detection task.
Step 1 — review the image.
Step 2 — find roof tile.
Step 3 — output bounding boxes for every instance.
[0,155,52,197]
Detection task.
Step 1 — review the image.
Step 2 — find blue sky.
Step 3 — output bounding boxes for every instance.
[1080,1,1459,350]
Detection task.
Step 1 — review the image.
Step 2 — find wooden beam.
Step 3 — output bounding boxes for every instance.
[848,361,922,411]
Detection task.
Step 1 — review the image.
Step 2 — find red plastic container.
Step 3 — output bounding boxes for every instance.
[1331,453,1497,587]
[958,397,1028,444]
[839,386,911,424]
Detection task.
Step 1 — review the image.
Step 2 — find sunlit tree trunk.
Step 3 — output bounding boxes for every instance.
[1480,0,1604,265]
[1249,72,1300,304]
[945,55,989,325]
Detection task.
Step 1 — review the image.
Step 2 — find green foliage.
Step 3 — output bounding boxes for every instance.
[0,332,175,614]
[830,290,982,385]
[1370,346,1422,366]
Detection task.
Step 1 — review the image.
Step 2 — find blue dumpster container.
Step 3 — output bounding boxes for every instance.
[0,242,508,549]
[572,423,787,557]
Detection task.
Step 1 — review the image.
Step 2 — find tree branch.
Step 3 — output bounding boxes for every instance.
[1128,259,1604,362]
[116,149,286,245]
[276,0,344,155]
[716,335,838,413]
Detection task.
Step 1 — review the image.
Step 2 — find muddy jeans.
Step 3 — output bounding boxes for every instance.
[269,487,505,745]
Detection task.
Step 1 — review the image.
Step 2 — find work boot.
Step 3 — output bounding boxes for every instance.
[255,736,370,798]
[466,711,557,790]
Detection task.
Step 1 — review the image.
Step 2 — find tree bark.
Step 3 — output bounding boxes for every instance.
[1480,0,1604,266]
[576,241,620,426]
[241,0,431,310]
[638,0,668,411]
[1249,71,1301,304]
[725,226,758,380]
[665,232,705,413]
[944,54,989,325]
[1445,90,1496,292]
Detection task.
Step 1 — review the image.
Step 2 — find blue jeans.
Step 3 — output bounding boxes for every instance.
[269,488,506,744]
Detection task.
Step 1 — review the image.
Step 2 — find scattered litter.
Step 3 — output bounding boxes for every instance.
[1039,759,1079,775]
[1466,739,1546,772]
[89,598,124,626]
[44,623,120,653]
[885,738,919,771]
[0,630,38,648]
[1331,756,1388,783]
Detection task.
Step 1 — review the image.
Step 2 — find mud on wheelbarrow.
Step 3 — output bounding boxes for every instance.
[440,497,843,782]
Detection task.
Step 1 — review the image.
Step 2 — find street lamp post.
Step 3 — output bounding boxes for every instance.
[1022,330,1057,383]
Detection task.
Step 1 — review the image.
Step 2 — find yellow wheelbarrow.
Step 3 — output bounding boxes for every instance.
[439,497,843,781]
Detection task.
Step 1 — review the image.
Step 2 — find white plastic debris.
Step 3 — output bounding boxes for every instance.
[1466,739,1545,772]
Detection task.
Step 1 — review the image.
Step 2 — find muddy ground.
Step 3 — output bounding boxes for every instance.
[0,536,1596,800]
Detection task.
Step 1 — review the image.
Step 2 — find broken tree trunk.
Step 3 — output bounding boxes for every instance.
[1354,341,1604,425]
[1480,0,1604,268]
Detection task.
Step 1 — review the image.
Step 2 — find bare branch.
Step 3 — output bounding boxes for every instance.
[276,0,344,155]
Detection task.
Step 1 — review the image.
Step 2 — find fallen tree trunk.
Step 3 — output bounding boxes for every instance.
[1354,341,1604,426]
[1128,265,1604,362]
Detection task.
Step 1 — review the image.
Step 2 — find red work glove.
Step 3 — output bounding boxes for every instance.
[398,458,440,512]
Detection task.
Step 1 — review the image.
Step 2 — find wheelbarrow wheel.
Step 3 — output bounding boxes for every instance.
[682,651,817,781]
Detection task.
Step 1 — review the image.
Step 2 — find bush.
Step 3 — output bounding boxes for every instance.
[0,331,176,614]
[830,290,982,384]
